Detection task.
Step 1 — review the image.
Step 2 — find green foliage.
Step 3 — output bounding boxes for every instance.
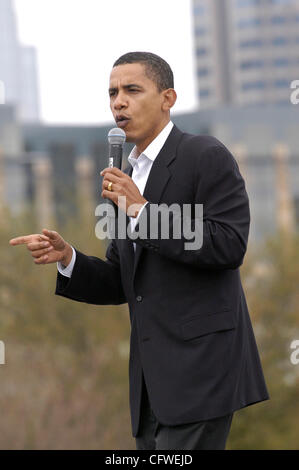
[1,202,299,449]
[0,203,134,449]
[227,231,299,450]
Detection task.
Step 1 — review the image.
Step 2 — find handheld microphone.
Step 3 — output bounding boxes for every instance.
[105,128,126,238]
[108,128,126,169]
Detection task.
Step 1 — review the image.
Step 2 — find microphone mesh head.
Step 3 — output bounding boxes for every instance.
[108,127,126,145]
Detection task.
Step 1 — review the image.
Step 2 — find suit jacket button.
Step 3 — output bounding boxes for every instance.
[136,295,143,302]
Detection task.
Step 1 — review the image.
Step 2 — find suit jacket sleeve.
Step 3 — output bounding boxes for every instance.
[55,239,127,305]
[133,144,250,270]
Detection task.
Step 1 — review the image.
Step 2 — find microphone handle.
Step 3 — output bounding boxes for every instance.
[109,144,123,169]
[107,144,123,222]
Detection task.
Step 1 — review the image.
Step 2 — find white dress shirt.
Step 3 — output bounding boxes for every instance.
[57,120,174,278]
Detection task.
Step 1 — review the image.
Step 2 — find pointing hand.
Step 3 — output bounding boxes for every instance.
[9,229,73,266]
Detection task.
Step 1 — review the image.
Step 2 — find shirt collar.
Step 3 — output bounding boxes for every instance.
[128,121,174,168]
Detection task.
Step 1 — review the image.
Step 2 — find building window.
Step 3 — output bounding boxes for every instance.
[273,58,290,66]
[274,79,290,88]
[237,17,262,28]
[270,0,297,5]
[240,59,265,69]
[242,81,266,90]
[274,98,290,105]
[193,5,206,16]
[239,38,264,48]
[271,16,287,24]
[199,88,210,98]
[196,47,207,56]
[195,27,207,36]
[236,0,261,6]
[272,37,289,46]
[197,67,209,77]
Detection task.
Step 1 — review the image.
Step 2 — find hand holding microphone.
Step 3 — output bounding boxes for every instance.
[101,127,147,218]
[104,127,126,218]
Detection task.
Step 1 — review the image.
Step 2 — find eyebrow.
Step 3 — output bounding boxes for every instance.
[109,84,143,93]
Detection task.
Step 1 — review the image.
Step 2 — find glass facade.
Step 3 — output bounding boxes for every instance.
[193,0,299,107]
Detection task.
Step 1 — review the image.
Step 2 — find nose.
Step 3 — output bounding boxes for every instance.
[113,91,128,111]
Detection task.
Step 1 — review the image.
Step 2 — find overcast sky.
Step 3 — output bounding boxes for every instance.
[14,0,197,125]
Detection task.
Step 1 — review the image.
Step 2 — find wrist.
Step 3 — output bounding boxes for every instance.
[135,199,148,218]
[61,244,72,267]
[127,198,148,218]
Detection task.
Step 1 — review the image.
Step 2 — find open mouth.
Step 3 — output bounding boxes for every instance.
[116,116,130,129]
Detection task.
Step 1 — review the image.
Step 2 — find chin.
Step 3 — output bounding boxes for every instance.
[124,131,135,143]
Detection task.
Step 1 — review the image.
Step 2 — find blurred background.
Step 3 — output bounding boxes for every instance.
[0,0,299,449]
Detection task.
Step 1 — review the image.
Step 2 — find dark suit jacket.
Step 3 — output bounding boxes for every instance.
[55,125,269,437]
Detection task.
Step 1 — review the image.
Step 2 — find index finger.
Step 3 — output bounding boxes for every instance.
[9,234,49,246]
[100,167,125,177]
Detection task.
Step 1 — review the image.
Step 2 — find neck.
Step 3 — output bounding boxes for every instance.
[135,118,170,155]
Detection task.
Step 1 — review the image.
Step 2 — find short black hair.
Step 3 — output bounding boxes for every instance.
[113,52,174,92]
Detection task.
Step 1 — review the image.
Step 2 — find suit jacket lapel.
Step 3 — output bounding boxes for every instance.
[131,125,184,281]
[121,164,135,272]
[119,125,184,282]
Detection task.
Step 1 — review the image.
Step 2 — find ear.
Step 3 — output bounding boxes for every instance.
[161,89,177,112]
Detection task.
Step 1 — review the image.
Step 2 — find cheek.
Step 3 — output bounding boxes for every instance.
[131,97,159,128]
[146,98,161,117]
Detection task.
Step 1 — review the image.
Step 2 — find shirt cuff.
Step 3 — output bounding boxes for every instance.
[57,246,76,278]
[136,201,149,223]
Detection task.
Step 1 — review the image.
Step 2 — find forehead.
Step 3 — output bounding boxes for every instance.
[109,63,154,87]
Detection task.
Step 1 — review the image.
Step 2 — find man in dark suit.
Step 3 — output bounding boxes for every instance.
[10,52,269,450]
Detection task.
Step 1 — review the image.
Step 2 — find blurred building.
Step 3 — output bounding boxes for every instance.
[0,104,28,213]
[19,46,40,121]
[0,0,40,121]
[0,103,298,242]
[193,0,299,108]
[0,0,298,242]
